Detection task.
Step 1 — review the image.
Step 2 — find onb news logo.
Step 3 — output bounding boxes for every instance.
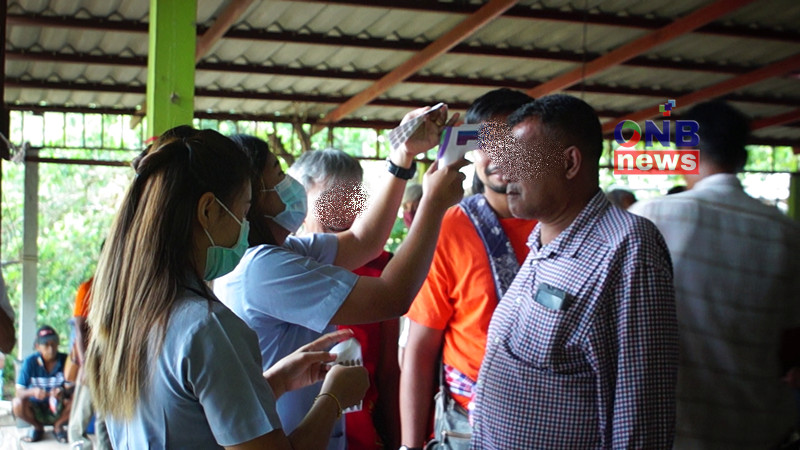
[613,100,700,175]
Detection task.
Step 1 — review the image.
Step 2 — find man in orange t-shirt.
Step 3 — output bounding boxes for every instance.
[67,277,111,449]
[399,89,536,450]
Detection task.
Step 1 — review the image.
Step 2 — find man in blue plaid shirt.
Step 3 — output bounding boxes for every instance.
[471,94,678,449]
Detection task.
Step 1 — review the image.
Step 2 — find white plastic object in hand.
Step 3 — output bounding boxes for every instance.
[329,337,363,413]
[437,124,482,167]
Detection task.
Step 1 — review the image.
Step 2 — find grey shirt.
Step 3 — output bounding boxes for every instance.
[106,289,281,449]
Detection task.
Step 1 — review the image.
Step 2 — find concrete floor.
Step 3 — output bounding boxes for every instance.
[0,401,72,450]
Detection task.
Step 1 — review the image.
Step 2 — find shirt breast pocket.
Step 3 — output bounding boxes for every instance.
[505,283,588,374]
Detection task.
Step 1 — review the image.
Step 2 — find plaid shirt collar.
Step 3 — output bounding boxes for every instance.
[528,189,608,260]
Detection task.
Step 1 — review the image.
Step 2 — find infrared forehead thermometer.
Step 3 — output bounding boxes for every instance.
[437,124,482,167]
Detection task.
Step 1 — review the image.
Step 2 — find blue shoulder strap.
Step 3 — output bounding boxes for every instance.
[458,194,520,300]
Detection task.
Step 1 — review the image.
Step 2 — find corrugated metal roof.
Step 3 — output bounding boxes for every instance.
[5,0,800,146]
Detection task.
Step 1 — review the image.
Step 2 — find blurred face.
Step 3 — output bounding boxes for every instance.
[504,118,566,220]
[36,340,59,363]
[307,177,366,234]
[475,117,512,194]
[620,193,636,210]
[402,199,420,228]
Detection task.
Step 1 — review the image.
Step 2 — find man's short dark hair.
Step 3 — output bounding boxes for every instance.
[683,101,749,172]
[508,94,603,162]
[465,88,534,125]
[466,88,534,193]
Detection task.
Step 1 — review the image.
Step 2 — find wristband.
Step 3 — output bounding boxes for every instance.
[315,392,343,419]
[386,158,417,180]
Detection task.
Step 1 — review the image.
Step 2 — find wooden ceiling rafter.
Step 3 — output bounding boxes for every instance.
[195,0,256,63]
[9,13,778,76]
[8,50,800,109]
[8,77,800,132]
[300,0,800,43]
[751,109,800,131]
[601,53,800,134]
[526,0,758,98]
[317,0,519,128]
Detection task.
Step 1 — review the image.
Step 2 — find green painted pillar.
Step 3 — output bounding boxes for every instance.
[146,0,197,138]
[787,148,800,220]
[789,173,800,221]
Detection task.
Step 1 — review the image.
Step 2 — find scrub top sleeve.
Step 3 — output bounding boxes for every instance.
[184,309,282,447]
[244,247,358,333]
[283,233,339,265]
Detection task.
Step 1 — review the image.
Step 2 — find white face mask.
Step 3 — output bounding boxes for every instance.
[262,175,308,233]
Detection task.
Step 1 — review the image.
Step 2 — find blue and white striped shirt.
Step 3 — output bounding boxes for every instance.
[16,351,67,394]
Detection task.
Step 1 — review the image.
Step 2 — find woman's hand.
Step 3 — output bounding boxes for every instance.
[264,329,354,398]
[392,105,460,164]
[421,158,469,212]
[320,364,369,411]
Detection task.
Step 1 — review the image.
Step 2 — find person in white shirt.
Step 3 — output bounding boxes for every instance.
[629,100,800,449]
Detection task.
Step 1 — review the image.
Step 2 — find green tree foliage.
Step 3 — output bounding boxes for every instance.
[2,155,132,353]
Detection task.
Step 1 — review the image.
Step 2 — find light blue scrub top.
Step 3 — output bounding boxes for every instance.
[106,289,282,449]
[215,234,359,450]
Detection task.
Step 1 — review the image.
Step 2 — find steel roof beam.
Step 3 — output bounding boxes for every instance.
[9,50,799,108]
[8,3,800,44]
[527,0,758,98]
[8,78,800,124]
[5,14,754,75]
[301,1,800,43]
[601,53,800,134]
[318,0,519,126]
[751,109,800,131]
[3,103,396,130]
[2,78,470,110]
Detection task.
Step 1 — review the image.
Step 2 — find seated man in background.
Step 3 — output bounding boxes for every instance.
[289,148,401,449]
[629,101,800,448]
[13,325,72,443]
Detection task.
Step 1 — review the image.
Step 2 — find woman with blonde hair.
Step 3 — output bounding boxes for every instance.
[85,128,367,449]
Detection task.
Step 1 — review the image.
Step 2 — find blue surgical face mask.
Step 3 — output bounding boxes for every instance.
[203,197,250,281]
[262,175,308,234]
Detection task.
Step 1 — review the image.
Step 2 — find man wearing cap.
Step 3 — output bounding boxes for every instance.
[13,325,72,443]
